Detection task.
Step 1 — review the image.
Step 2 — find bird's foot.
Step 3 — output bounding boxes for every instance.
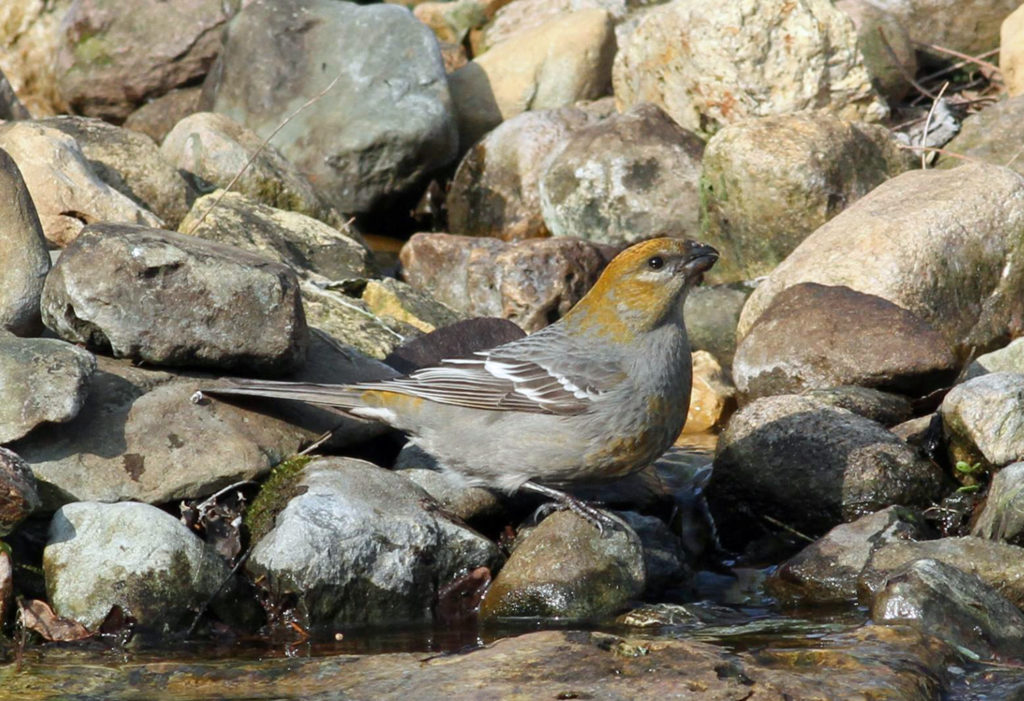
[520,481,622,535]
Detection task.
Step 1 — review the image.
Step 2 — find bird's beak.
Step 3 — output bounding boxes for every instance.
[683,243,719,282]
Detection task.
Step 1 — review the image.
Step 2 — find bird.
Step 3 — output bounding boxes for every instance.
[199,237,718,528]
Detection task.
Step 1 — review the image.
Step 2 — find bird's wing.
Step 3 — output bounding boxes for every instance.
[358,333,626,416]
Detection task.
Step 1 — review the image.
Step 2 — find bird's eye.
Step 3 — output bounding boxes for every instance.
[647,255,664,270]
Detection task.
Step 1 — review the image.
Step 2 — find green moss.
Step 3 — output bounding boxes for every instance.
[244,455,314,544]
[74,34,114,67]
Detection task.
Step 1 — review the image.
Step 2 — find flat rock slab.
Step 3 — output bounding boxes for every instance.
[0,626,953,699]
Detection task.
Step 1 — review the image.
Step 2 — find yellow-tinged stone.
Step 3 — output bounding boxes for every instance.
[1001,4,1024,97]
[682,350,735,434]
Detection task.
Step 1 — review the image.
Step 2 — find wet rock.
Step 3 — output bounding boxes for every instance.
[941,372,1024,472]
[0,626,957,699]
[612,0,887,138]
[161,112,339,226]
[0,122,163,247]
[203,0,457,215]
[875,0,1019,56]
[737,164,1024,360]
[707,395,946,549]
[0,448,40,536]
[0,0,72,117]
[0,333,96,444]
[55,0,231,122]
[41,224,308,374]
[0,148,50,336]
[871,558,1024,661]
[836,0,918,102]
[123,87,203,144]
[767,506,930,605]
[617,511,691,595]
[936,95,1024,177]
[682,284,751,369]
[733,284,957,400]
[684,351,734,434]
[539,103,705,246]
[800,386,914,426]
[178,190,372,281]
[480,509,645,620]
[700,113,911,282]
[399,233,609,332]
[446,106,597,241]
[44,501,234,632]
[449,9,616,147]
[860,536,1024,608]
[1004,6,1024,97]
[972,463,1024,545]
[965,337,1024,379]
[40,115,196,228]
[247,457,501,627]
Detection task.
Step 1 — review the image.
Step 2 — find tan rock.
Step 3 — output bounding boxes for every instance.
[683,351,734,434]
[449,9,616,147]
[1002,3,1024,97]
[613,0,887,138]
[0,0,71,117]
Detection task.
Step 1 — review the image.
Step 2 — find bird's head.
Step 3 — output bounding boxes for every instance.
[562,237,719,339]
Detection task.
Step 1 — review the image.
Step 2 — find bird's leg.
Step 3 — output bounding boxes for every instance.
[519,481,622,534]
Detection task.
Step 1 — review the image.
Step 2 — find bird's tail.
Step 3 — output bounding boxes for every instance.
[198,378,368,411]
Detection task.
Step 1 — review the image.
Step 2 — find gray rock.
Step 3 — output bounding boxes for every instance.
[178,190,373,281]
[447,106,597,241]
[800,386,914,426]
[707,395,945,548]
[682,284,750,369]
[449,9,616,148]
[612,0,887,138]
[767,506,929,605]
[859,536,1024,608]
[972,462,1024,546]
[9,354,360,509]
[0,447,40,536]
[618,511,691,595]
[871,558,1024,660]
[55,0,232,121]
[0,148,50,336]
[0,122,163,247]
[203,0,457,215]
[700,113,911,282]
[44,501,234,632]
[480,509,645,620]
[124,87,203,145]
[399,233,609,332]
[247,457,502,626]
[539,103,705,246]
[737,164,1024,361]
[868,0,1019,56]
[836,0,918,102]
[733,283,957,400]
[941,372,1024,471]
[0,68,30,120]
[965,337,1024,379]
[0,333,96,444]
[161,112,339,226]
[937,95,1024,178]
[41,224,308,374]
[395,445,507,525]
[40,115,196,228]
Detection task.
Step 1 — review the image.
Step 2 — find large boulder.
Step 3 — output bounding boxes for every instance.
[202,0,458,215]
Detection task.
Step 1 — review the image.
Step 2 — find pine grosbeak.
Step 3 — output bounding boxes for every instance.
[202,237,718,523]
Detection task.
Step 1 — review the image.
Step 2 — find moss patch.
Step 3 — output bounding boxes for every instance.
[244,455,313,544]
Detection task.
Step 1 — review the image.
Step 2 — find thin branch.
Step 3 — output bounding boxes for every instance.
[917,47,1000,83]
[184,73,343,236]
[920,81,950,169]
[913,41,1002,78]
[761,515,815,543]
[896,143,986,166]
